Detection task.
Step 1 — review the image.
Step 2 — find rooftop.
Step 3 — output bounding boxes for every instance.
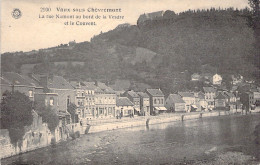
[127,90,139,98]
[215,92,227,99]
[203,87,217,93]
[137,92,149,98]
[47,76,74,90]
[168,94,185,103]
[146,89,164,96]
[197,91,205,99]
[116,97,134,106]
[2,72,33,86]
[178,92,194,98]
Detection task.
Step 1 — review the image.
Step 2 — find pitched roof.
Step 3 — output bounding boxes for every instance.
[48,76,74,89]
[2,72,32,86]
[197,91,205,99]
[0,77,10,85]
[22,75,42,88]
[223,91,235,98]
[203,87,216,93]
[127,90,139,98]
[116,97,134,106]
[137,92,149,98]
[109,79,131,91]
[138,11,164,23]
[178,92,194,98]
[168,94,185,103]
[95,82,115,94]
[191,73,201,78]
[81,82,97,90]
[215,92,227,99]
[146,89,164,96]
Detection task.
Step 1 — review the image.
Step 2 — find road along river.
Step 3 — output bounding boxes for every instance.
[2,114,260,164]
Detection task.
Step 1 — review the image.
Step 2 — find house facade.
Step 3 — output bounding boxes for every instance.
[194,91,208,111]
[146,89,166,115]
[1,72,37,101]
[124,90,141,115]
[137,92,150,116]
[214,92,227,109]
[223,91,236,110]
[253,92,260,106]
[37,75,76,113]
[94,82,116,118]
[178,92,196,112]
[34,93,59,110]
[165,94,186,112]
[116,97,134,117]
[191,73,201,81]
[203,87,217,110]
[212,74,222,85]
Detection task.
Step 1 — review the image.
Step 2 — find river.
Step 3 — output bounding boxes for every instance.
[2,114,260,165]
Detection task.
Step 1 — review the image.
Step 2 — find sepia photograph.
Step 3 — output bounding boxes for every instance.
[0,0,260,164]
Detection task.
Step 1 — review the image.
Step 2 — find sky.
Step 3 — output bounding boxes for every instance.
[0,0,249,53]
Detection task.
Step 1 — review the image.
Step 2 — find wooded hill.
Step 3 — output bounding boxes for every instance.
[1,8,259,95]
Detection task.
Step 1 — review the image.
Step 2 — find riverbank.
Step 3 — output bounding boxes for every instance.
[2,114,259,165]
[86,109,252,134]
[1,109,258,160]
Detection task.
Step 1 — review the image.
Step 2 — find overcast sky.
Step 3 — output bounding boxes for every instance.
[0,0,249,53]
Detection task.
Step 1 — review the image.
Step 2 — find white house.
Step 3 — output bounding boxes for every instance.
[212,74,222,85]
[178,92,196,112]
[116,97,134,117]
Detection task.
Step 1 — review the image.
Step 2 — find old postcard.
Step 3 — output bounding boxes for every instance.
[0,0,259,164]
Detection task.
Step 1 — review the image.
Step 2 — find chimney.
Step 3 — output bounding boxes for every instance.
[39,75,48,92]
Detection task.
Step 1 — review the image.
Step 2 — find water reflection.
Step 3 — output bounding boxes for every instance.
[2,114,260,165]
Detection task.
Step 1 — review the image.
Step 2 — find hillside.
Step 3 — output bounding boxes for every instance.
[1,8,259,95]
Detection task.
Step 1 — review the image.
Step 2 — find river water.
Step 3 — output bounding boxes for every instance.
[2,114,260,165]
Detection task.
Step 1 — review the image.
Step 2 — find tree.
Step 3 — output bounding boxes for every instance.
[67,103,77,123]
[34,103,59,132]
[248,0,259,20]
[0,91,33,147]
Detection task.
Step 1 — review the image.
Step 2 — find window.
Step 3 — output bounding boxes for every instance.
[108,108,112,114]
[29,90,33,97]
[50,97,54,106]
[67,96,70,105]
[154,99,157,104]
[161,99,163,104]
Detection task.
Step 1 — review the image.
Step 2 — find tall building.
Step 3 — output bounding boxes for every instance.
[146,89,166,115]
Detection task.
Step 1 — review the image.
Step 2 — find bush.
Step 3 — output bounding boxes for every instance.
[35,103,59,132]
[0,91,33,147]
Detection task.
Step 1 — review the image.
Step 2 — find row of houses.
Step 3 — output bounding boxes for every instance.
[0,73,166,122]
[1,72,259,124]
[191,73,245,86]
[165,87,238,113]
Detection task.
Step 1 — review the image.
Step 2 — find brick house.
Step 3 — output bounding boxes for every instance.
[137,92,150,116]
[123,90,141,115]
[1,72,37,101]
[146,89,166,115]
